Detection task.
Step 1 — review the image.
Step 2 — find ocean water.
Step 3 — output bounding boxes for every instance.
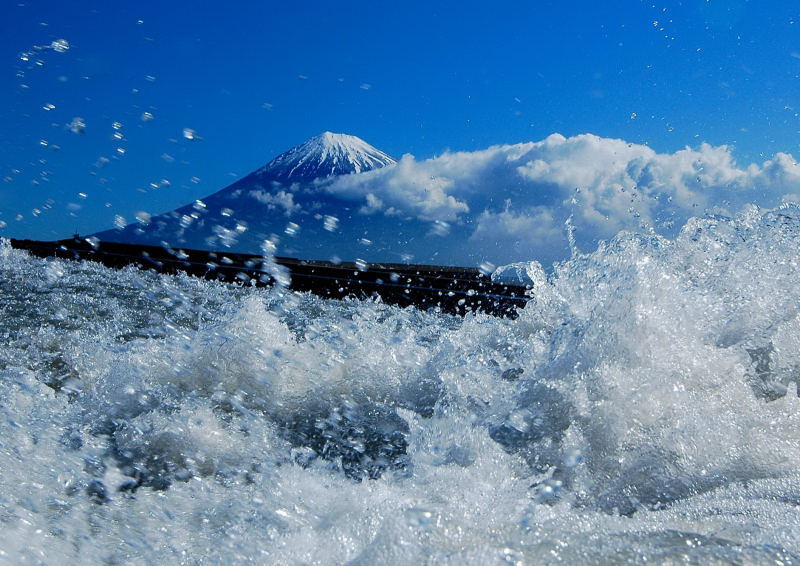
[2,204,800,565]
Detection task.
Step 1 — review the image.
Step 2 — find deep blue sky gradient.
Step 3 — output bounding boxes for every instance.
[1,0,799,238]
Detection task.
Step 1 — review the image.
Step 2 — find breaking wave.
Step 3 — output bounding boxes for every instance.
[2,203,800,564]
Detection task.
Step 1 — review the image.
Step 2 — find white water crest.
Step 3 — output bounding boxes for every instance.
[2,204,800,564]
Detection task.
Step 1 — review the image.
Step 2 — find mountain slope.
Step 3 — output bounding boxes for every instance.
[93,132,405,259]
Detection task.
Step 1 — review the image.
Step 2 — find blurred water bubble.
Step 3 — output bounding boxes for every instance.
[479,261,495,276]
[284,222,300,236]
[193,200,206,211]
[114,215,127,229]
[116,148,126,155]
[50,39,69,53]
[355,259,368,272]
[323,215,339,232]
[221,208,233,217]
[191,176,201,184]
[113,132,124,140]
[15,214,23,221]
[182,128,198,140]
[430,220,450,236]
[44,262,64,283]
[630,112,638,120]
[145,75,156,82]
[68,117,85,135]
[42,103,56,111]
[39,139,48,147]
[140,111,154,122]
[135,211,152,225]
[405,508,434,528]
[0,221,6,229]
[360,83,371,90]
[112,121,123,130]
[359,238,372,246]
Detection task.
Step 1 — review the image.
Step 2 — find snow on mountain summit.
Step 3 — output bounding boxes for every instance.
[262,132,396,181]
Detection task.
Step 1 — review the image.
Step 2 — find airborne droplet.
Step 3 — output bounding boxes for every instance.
[50,39,69,53]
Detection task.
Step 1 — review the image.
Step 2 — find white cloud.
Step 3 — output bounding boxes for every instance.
[321,133,800,263]
[324,154,469,221]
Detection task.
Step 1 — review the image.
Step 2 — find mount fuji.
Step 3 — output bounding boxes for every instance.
[94,132,438,264]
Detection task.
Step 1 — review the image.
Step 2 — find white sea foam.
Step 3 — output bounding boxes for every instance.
[2,204,800,564]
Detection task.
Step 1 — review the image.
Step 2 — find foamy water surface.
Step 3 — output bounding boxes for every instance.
[2,204,800,564]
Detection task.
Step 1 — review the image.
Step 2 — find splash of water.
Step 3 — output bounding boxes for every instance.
[1,205,800,564]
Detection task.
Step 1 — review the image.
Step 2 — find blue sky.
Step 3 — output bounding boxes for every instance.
[1,0,799,240]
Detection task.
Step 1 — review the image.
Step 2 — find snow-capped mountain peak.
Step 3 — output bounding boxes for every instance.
[263,132,396,181]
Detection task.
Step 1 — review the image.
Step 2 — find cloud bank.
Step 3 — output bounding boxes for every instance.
[321,133,800,263]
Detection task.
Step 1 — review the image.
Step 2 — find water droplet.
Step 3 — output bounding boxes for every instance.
[355,259,368,271]
[630,112,638,120]
[42,103,56,111]
[323,215,339,232]
[285,222,300,236]
[429,220,450,236]
[112,121,123,130]
[140,111,154,121]
[359,238,372,246]
[114,215,127,229]
[68,117,85,135]
[479,262,495,276]
[221,208,233,217]
[182,128,197,140]
[51,39,69,53]
[135,211,151,225]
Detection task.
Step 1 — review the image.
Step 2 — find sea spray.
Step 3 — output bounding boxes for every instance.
[1,205,800,563]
